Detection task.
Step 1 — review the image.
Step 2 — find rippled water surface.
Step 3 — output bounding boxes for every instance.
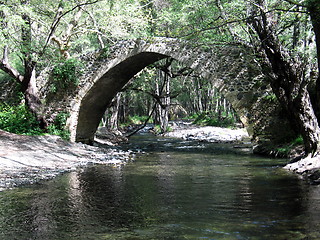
[1,134,320,239]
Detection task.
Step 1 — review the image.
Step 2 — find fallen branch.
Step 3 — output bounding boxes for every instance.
[126,103,157,137]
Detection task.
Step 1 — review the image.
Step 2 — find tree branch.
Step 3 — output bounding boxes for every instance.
[179,5,307,40]
[126,102,157,137]
[0,46,24,82]
[283,0,306,8]
[41,0,102,56]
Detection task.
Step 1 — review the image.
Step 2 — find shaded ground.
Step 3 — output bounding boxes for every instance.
[0,130,133,191]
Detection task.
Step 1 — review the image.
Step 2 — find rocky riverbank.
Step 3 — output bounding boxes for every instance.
[0,130,134,191]
[164,121,250,144]
[284,155,320,184]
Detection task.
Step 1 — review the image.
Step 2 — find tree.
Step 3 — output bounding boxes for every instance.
[0,0,151,129]
[0,0,45,127]
[244,0,320,155]
[306,0,320,122]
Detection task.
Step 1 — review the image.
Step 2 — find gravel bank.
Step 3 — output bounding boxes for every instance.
[0,130,134,191]
[164,121,250,143]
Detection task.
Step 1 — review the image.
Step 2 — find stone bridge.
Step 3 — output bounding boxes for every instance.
[40,37,294,146]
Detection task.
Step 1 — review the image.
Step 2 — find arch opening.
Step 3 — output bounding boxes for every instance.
[75,52,246,144]
[75,52,168,143]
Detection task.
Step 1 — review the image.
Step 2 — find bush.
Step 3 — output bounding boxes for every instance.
[276,135,304,156]
[47,112,71,140]
[193,111,237,128]
[0,103,43,135]
[0,104,70,140]
[153,124,172,134]
[51,58,83,92]
[128,115,151,125]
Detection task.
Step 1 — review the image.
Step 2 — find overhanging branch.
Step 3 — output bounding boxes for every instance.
[41,0,102,56]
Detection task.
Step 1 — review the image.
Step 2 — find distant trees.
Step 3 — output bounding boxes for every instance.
[102,58,238,134]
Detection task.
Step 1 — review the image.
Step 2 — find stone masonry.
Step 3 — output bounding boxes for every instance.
[37,37,295,145]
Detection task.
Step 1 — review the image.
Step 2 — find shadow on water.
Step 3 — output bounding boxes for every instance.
[1,133,320,239]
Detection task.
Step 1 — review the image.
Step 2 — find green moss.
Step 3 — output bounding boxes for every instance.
[97,46,111,60]
[262,94,277,103]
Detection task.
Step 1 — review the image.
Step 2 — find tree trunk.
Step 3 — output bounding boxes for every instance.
[22,66,47,129]
[153,75,161,125]
[51,6,83,59]
[248,0,320,155]
[21,4,47,129]
[160,71,170,133]
[292,87,320,155]
[307,1,320,122]
[108,93,121,131]
[153,63,171,133]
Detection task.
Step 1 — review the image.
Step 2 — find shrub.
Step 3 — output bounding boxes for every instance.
[276,135,304,157]
[47,112,71,140]
[193,111,237,128]
[128,115,151,125]
[51,58,83,92]
[0,104,70,140]
[0,103,43,135]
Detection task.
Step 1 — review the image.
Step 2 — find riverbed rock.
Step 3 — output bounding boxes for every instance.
[284,155,320,172]
[95,127,128,145]
[284,155,320,184]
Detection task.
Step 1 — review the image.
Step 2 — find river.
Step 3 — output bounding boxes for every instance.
[0,133,320,239]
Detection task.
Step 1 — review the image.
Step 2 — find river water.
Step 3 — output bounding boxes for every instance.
[1,134,320,240]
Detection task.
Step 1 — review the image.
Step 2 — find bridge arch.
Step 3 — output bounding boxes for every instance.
[66,38,266,143]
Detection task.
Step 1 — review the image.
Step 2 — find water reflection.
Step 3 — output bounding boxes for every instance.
[0,136,320,239]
